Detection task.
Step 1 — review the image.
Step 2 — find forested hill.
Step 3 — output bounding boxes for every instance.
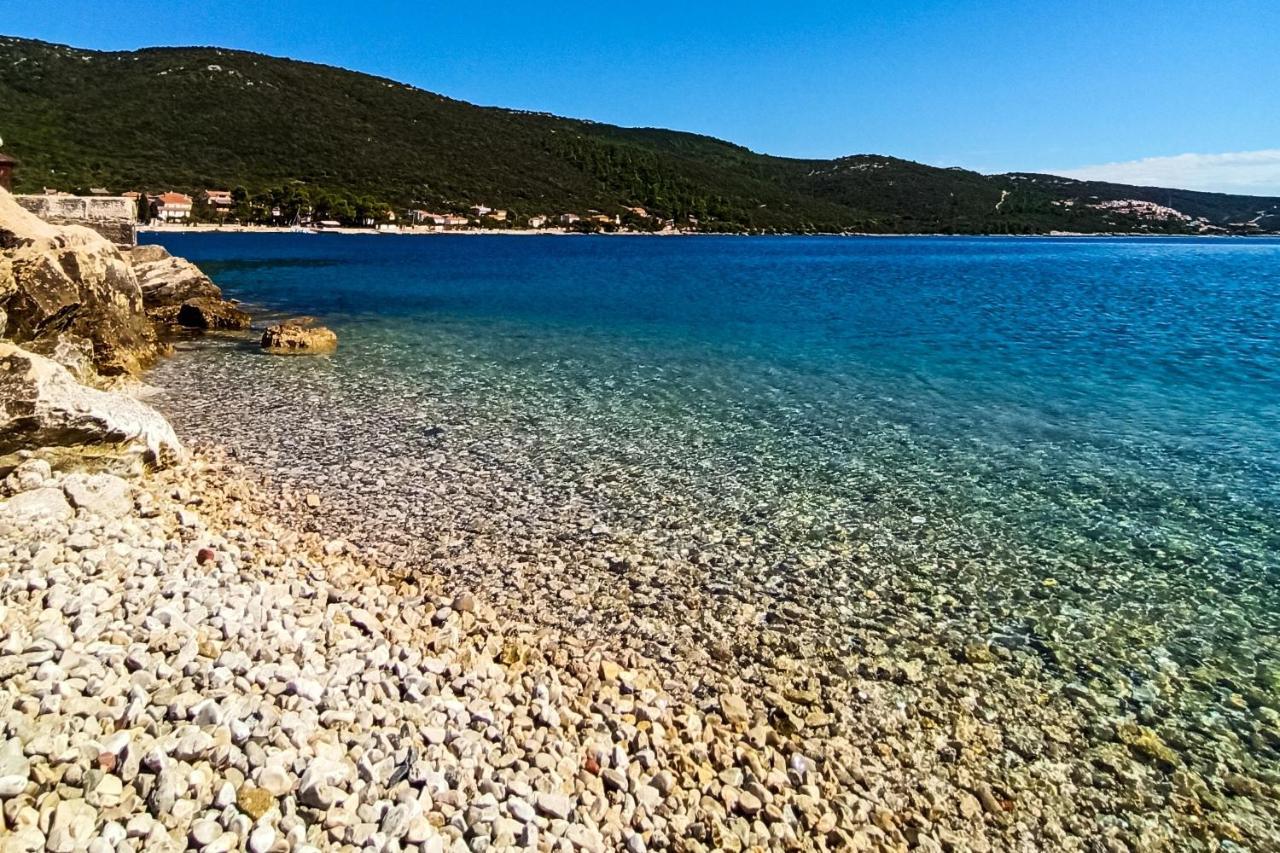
[3,35,1279,234]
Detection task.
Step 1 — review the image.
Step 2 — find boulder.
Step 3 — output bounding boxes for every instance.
[0,487,73,523]
[128,244,170,264]
[262,319,338,354]
[0,188,159,376]
[0,343,182,472]
[131,251,223,308]
[62,472,135,518]
[3,458,51,494]
[175,297,251,331]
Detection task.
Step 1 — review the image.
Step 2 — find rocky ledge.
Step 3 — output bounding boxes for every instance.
[0,190,160,378]
[132,245,251,333]
[0,190,251,382]
[0,343,181,474]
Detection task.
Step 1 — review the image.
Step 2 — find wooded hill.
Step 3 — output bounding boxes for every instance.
[3,36,1278,234]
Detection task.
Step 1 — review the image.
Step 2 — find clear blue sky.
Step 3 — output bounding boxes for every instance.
[6,1,1280,191]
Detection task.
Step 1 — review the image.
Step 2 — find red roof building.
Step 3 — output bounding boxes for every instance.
[155,192,193,222]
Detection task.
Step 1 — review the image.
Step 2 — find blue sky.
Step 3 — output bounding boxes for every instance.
[6,1,1280,193]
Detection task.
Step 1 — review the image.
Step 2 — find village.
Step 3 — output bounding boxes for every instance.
[0,157,690,235]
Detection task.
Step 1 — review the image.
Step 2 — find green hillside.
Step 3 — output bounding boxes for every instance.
[2,35,1278,234]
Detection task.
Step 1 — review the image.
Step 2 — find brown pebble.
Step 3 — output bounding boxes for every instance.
[197,548,216,565]
[98,752,117,772]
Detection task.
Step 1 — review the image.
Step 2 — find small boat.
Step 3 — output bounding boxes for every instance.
[289,212,317,234]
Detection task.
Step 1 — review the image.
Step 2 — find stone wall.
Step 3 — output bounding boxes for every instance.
[14,195,137,247]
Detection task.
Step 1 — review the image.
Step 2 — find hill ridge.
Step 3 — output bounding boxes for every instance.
[2,35,1278,234]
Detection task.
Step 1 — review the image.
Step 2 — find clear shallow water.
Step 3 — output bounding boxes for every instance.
[146,233,1280,812]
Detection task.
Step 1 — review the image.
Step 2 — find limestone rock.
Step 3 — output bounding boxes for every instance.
[237,785,275,821]
[0,487,73,522]
[262,319,338,354]
[128,244,170,264]
[3,457,50,493]
[62,472,134,518]
[26,333,97,385]
[534,791,572,820]
[720,693,751,727]
[0,737,30,797]
[47,798,98,853]
[131,248,223,308]
[0,188,158,376]
[0,343,182,471]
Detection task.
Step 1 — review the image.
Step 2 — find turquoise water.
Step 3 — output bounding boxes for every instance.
[146,233,1280,817]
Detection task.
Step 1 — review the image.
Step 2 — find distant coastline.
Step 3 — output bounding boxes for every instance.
[138,223,1279,239]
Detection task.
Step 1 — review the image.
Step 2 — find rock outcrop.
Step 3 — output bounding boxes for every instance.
[0,188,159,376]
[129,244,223,307]
[26,332,97,384]
[262,319,338,353]
[129,244,252,332]
[175,297,252,330]
[0,343,182,473]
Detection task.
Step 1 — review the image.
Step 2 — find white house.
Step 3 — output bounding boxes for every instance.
[155,192,193,222]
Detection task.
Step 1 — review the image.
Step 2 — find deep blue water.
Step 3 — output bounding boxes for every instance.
[150,233,1280,505]
[146,232,1280,725]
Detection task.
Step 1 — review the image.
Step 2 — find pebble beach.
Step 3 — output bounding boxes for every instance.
[2,451,852,852]
[4,381,1273,853]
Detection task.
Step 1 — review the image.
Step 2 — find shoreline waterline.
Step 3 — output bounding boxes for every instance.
[138,223,1280,239]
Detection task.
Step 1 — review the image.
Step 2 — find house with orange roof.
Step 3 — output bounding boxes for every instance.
[155,192,193,222]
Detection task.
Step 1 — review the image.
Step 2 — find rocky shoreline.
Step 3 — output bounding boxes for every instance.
[2,186,1278,851]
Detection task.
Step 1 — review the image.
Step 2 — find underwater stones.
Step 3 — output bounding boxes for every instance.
[962,641,995,664]
[1116,722,1180,770]
[261,319,337,354]
[131,285,1280,853]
